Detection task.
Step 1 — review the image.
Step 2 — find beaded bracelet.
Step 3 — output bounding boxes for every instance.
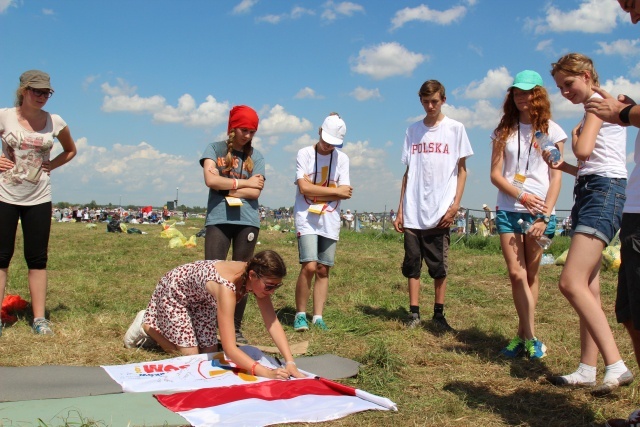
[251,361,260,376]
[284,361,296,366]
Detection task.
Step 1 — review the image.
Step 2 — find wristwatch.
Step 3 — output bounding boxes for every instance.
[536,214,550,224]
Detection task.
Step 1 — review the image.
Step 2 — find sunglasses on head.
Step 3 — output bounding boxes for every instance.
[29,88,53,99]
[256,274,283,291]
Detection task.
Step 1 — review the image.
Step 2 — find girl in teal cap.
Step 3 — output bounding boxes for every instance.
[490,70,566,360]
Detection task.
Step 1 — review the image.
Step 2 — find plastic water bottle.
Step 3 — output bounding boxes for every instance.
[517,219,552,250]
[535,131,560,163]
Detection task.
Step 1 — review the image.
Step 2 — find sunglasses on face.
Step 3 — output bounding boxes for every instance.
[256,274,283,292]
[29,88,53,99]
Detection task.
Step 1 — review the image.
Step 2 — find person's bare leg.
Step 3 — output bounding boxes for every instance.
[28,269,47,319]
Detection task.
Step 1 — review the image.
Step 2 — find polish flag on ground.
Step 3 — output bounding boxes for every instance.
[155,376,397,427]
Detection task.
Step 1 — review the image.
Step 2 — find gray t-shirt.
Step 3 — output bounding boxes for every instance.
[200,140,265,227]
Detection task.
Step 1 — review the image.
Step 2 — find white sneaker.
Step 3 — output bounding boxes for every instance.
[124,310,156,349]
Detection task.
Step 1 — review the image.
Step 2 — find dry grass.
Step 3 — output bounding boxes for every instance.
[1,220,638,426]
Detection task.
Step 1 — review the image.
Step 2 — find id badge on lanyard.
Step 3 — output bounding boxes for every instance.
[512,123,530,190]
[512,173,526,190]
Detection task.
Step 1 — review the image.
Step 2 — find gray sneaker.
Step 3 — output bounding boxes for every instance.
[406,313,421,329]
[32,318,54,335]
[235,330,249,345]
[124,310,156,349]
[591,370,634,397]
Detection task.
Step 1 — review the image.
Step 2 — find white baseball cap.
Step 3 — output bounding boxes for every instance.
[321,114,346,147]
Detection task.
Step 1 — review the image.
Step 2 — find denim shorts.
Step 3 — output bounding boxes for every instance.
[297,233,337,266]
[495,210,557,236]
[572,175,626,245]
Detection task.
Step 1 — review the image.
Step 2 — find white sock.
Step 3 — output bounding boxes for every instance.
[312,315,323,323]
[561,363,596,385]
[33,317,45,322]
[296,312,306,318]
[604,360,628,383]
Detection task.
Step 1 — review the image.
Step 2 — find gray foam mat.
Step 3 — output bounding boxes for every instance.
[0,392,187,427]
[0,366,122,403]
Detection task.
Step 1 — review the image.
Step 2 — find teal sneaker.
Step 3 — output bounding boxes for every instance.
[525,338,547,360]
[32,318,54,335]
[313,318,328,330]
[293,313,309,331]
[501,336,525,358]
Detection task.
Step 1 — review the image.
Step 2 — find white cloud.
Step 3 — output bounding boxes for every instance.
[532,0,620,34]
[321,1,364,22]
[536,39,553,52]
[350,42,427,80]
[101,79,229,128]
[468,44,483,57]
[257,6,314,24]
[42,8,54,15]
[601,76,640,103]
[283,133,317,153]
[349,86,381,101]
[294,87,323,99]
[256,14,283,24]
[0,0,15,14]
[82,74,100,91]
[232,0,258,15]
[458,67,512,99]
[291,6,315,19]
[442,100,502,130]
[49,138,204,206]
[259,105,314,136]
[341,140,384,169]
[390,4,467,31]
[153,94,229,127]
[630,62,640,78]
[596,39,640,56]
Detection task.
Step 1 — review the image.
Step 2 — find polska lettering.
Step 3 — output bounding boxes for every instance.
[411,142,449,154]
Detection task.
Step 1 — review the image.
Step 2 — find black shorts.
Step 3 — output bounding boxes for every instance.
[401,227,449,279]
[616,213,640,330]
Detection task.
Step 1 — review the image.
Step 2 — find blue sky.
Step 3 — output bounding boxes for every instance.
[1,0,639,215]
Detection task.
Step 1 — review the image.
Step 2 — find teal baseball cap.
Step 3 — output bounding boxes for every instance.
[511,70,543,90]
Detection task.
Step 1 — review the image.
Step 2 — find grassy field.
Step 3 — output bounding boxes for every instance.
[1,219,638,427]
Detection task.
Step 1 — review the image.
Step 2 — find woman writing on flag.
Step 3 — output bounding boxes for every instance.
[124,250,305,380]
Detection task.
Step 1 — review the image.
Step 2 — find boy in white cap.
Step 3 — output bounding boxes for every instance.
[393,80,473,332]
[293,113,353,331]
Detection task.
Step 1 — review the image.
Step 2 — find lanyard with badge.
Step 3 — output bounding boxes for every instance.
[307,145,333,215]
[512,123,534,191]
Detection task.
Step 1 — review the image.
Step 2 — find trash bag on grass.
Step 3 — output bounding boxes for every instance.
[169,236,187,248]
[184,235,197,248]
[555,249,569,266]
[107,220,122,233]
[602,244,621,272]
[161,227,184,239]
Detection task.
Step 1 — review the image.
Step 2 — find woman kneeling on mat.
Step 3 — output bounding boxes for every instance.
[124,250,304,380]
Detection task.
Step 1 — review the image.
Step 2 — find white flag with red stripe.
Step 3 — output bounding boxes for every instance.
[155,376,396,427]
